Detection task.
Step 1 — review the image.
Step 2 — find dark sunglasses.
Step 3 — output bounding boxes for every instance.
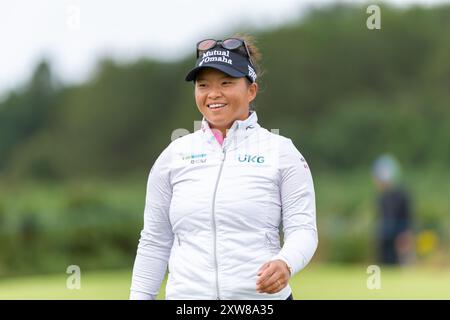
[196,38,255,66]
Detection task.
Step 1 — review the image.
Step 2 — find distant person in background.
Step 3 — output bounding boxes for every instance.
[372,154,414,265]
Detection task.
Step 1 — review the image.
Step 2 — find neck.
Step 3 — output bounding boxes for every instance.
[218,127,228,138]
[209,111,252,138]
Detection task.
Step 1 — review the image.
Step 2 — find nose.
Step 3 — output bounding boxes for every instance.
[207,84,223,100]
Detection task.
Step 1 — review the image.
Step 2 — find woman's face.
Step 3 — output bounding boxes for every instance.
[195,68,258,135]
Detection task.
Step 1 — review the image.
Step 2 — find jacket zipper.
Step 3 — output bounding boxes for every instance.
[212,148,226,300]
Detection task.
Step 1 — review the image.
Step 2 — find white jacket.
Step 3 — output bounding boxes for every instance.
[130,111,318,300]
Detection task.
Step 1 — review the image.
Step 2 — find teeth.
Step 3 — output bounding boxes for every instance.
[208,103,226,109]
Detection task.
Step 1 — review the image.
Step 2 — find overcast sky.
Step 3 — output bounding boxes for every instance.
[0,0,449,98]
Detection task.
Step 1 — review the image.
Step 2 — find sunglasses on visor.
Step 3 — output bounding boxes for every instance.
[196,38,255,66]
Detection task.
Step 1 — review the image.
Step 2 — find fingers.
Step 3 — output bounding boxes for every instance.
[256,260,290,294]
[257,270,280,293]
[257,262,273,284]
[262,279,285,294]
[257,261,271,276]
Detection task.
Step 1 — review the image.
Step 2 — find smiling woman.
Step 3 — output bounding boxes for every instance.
[187,35,262,139]
[130,33,318,300]
[194,68,257,138]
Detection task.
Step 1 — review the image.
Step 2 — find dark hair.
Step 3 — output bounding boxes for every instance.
[231,33,263,110]
[231,33,263,80]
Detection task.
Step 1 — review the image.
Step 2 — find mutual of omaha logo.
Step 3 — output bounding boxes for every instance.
[199,50,232,66]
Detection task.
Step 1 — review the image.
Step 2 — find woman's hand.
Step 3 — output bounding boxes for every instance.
[256,259,291,294]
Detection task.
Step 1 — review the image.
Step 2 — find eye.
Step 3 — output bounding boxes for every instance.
[197,83,207,88]
[222,81,232,85]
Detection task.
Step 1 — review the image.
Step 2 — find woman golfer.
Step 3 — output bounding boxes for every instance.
[130,35,318,300]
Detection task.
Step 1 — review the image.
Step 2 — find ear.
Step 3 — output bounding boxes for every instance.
[247,82,258,103]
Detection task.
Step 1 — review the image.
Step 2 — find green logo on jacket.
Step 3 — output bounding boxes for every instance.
[238,154,265,164]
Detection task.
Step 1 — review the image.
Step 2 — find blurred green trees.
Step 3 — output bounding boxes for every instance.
[1,4,449,180]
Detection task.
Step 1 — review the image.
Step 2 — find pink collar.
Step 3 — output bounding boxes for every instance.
[211,129,224,146]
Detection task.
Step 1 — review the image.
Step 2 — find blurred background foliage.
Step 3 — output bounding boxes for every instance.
[0,3,449,277]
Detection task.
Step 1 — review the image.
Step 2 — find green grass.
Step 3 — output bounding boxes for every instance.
[1,264,449,300]
[294,264,450,299]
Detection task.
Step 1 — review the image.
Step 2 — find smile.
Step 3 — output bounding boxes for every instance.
[207,103,227,110]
